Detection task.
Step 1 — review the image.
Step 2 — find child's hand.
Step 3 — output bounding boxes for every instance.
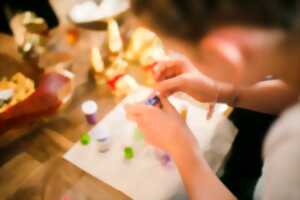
[153,54,220,103]
[157,71,220,103]
[125,96,198,154]
[153,53,196,82]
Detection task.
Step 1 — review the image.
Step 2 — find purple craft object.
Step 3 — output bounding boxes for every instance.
[155,150,171,166]
[145,95,162,107]
[81,100,98,125]
[160,153,171,165]
[86,113,97,125]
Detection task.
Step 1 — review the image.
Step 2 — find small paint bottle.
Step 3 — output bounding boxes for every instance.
[81,100,98,125]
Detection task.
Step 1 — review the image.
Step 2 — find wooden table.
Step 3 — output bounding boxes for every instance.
[0,2,235,198]
[0,24,131,199]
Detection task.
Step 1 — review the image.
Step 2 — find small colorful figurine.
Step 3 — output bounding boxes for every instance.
[155,150,172,166]
[97,138,111,153]
[80,133,91,145]
[107,19,123,54]
[92,129,111,153]
[145,94,162,108]
[124,146,134,160]
[112,75,139,97]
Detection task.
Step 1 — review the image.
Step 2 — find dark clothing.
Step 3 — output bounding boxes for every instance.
[0,0,58,34]
[221,108,277,200]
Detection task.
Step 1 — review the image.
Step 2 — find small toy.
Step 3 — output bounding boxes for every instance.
[80,133,91,145]
[124,146,134,160]
[145,94,161,107]
[107,74,125,90]
[107,19,123,53]
[160,153,171,166]
[94,73,107,87]
[105,57,128,80]
[92,129,111,152]
[155,150,171,166]
[90,47,104,73]
[125,28,165,64]
[97,138,111,153]
[81,100,98,125]
[140,45,169,66]
[113,75,139,97]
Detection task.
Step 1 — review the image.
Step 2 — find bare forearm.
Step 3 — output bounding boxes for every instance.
[237,80,298,114]
[218,80,298,114]
[172,138,236,200]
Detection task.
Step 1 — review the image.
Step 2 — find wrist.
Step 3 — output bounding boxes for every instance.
[171,135,206,172]
[168,127,201,162]
[216,82,239,106]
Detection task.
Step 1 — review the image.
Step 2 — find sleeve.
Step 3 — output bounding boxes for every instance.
[260,104,300,200]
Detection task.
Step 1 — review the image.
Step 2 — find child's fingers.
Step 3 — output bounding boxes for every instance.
[125,103,145,115]
[155,76,183,97]
[125,105,140,120]
[153,62,168,81]
[159,95,178,114]
[153,60,181,81]
[125,103,159,117]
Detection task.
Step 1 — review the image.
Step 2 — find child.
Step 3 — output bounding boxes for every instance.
[126,0,300,199]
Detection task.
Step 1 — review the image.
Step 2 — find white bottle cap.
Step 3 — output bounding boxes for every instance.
[81,100,98,115]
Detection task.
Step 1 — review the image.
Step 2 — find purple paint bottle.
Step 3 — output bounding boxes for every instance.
[81,100,98,125]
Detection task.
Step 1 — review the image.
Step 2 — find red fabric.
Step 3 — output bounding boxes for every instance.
[106,74,125,90]
[0,72,70,133]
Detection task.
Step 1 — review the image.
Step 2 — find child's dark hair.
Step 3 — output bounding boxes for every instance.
[131,0,300,41]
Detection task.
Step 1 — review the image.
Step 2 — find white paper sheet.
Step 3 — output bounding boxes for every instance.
[64,87,237,200]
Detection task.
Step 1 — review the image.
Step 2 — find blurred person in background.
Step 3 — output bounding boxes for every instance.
[126,0,300,199]
[0,0,58,34]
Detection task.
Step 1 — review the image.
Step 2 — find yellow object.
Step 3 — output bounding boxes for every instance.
[223,107,234,117]
[125,28,157,61]
[23,11,48,33]
[105,57,128,80]
[140,46,168,66]
[107,19,123,53]
[125,27,167,65]
[0,73,35,113]
[113,75,138,97]
[91,47,105,73]
[94,74,107,87]
[180,106,188,120]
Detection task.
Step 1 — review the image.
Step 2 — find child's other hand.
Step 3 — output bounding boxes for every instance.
[125,96,197,154]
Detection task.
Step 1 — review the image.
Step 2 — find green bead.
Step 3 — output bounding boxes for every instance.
[124,146,134,160]
[80,133,91,145]
[133,127,144,141]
